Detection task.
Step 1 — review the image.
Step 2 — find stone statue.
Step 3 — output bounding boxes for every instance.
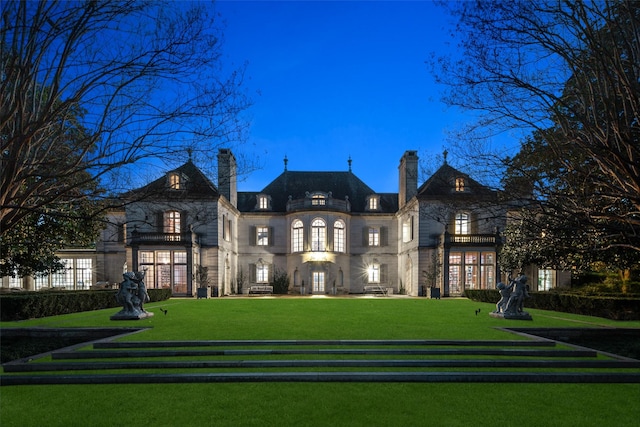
[494,281,512,314]
[490,275,532,320]
[111,270,154,320]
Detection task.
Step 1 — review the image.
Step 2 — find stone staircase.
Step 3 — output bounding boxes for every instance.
[3,335,640,386]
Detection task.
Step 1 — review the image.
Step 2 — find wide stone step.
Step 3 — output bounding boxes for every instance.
[3,337,636,386]
[51,348,598,359]
[93,339,557,348]
[2,371,640,386]
[5,358,639,373]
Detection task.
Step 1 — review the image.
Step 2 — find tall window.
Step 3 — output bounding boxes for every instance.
[312,271,325,292]
[455,177,465,192]
[223,214,232,241]
[41,258,93,290]
[368,263,380,283]
[454,213,470,235]
[333,220,345,252]
[257,226,269,246]
[292,219,304,252]
[368,227,380,246]
[464,252,478,289]
[138,250,187,293]
[402,217,413,243]
[164,211,181,233]
[449,252,462,294]
[256,264,269,283]
[311,218,326,251]
[538,269,554,291]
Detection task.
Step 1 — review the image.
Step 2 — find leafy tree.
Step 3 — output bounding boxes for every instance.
[1,1,250,276]
[431,0,640,270]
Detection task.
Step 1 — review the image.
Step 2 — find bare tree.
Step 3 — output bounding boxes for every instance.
[0,1,251,275]
[430,1,640,263]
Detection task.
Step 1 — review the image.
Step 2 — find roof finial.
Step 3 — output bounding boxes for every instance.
[443,149,448,165]
[187,147,193,161]
[348,155,352,172]
[284,155,288,171]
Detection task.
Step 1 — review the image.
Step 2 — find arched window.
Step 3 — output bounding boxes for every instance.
[311,218,326,251]
[454,213,470,235]
[291,219,304,252]
[164,211,181,233]
[333,220,345,252]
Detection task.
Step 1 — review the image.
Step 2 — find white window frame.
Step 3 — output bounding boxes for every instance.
[368,263,380,283]
[292,219,304,253]
[368,196,378,210]
[311,218,326,251]
[333,220,345,253]
[402,217,413,243]
[164,211,181,233]
[258,196,268,210]
[256,264,269,283]
[454,213,470,235]
[312,194,326,206]
[256,226,269,246]
[368,227,380,247]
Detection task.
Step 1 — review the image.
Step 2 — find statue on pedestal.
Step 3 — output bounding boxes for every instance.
[490,275,532,320]
[111,270,154,320]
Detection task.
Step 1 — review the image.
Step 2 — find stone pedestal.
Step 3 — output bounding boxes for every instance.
[110,310,154,321]
[489,311,532,321]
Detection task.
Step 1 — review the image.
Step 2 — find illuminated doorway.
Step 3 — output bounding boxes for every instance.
[312,271,325,293]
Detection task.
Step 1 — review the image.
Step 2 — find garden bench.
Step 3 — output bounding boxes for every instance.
[249,285,273,295]
[364,285,387,295]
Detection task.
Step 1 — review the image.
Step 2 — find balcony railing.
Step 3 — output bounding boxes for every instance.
[442,233,501,247]
[130,231,200,245]
[286,197,351,212]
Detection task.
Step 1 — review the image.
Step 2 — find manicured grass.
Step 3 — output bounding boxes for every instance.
[2,297,639,427]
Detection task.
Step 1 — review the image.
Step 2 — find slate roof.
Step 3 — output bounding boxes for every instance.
[238,170,398,213]
[123,160,220,201]
[417,163,496,198]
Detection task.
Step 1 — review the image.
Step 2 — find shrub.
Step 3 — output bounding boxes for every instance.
[0,288,171,321]
[464,289,640,320]
[271,267,290,294]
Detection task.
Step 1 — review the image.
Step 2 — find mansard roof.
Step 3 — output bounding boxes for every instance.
[123,160,219,200]
[238,170,397,213]
[417,162,496,199]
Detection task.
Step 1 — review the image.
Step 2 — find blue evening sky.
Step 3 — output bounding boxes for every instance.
[215,1,474,193]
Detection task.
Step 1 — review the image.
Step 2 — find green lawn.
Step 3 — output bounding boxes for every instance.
[2,297,639,427]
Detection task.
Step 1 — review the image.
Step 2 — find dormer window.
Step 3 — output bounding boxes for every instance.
[367,195,380,211]
[312,194,326,206]
[455,177,465,192]
[259,196,268,209]
[168,172,182,190]
[256,194,272,210]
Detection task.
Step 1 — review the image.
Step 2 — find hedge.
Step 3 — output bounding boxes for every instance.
[0,288,172,321]
[464,289,640,320]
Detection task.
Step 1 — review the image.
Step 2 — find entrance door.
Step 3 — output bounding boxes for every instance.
[312,271,325,293]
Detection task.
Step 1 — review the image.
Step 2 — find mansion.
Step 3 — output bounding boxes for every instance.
[2,149,570,296]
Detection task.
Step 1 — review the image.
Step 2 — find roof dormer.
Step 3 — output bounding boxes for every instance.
[366,194,380,211]
[167,172,187,190]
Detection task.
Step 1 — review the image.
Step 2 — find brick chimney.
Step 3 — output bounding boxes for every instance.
[217,148,237,207]
[398,150,418,208]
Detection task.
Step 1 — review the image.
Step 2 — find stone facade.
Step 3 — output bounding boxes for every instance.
[6,149,570,296]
